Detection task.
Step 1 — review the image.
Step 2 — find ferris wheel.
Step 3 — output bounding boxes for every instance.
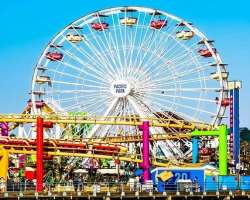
[31,6,228,160]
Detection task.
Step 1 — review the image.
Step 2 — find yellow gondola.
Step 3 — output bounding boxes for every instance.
[210,72,228,80]
[66,33,84,43]
[176,30,194,40]
[35,76,51,85]
[120,18,137,26]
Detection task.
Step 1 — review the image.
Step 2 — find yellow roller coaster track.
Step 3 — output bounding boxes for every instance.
[0,114,213,130]
[93,133,192,143]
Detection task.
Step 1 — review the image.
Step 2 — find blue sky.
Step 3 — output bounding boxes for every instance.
[0,0,249,127]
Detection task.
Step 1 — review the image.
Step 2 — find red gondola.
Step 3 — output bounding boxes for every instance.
[150,20,167,29]
[27,100,45,109]
[91,22,109,31]
[198,48,216,57]
[46,52,63,61]
[215,97,230,107]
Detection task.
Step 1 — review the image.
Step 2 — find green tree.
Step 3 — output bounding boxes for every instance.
[240,127,250,141]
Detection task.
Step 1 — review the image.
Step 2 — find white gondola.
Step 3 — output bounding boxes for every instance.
[176,30,194,40]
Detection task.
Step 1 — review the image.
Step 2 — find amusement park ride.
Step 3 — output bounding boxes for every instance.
[0,6,246,197]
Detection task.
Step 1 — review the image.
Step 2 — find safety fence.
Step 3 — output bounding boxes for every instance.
[0,180,249,193]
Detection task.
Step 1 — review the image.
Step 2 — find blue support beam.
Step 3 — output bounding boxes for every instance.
[233,88,240,169]
[192,137,199,163]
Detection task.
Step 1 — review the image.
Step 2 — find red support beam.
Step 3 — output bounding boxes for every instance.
[36,116,44,192]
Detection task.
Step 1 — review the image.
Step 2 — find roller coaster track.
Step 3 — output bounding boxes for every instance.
[95,133,192,143]
[0,138,201,168]
[0,114,212,130]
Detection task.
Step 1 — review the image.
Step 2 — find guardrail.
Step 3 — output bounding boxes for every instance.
[0,180,248,193]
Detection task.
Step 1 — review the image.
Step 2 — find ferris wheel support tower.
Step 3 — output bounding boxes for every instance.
[228,80,242,173]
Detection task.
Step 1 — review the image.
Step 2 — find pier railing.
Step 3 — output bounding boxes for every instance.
[0,180,247,193]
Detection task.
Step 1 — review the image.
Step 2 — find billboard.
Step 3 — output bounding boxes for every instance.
[151,168,205,192]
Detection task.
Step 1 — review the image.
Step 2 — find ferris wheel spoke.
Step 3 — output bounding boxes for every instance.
[46,88,109,94]
[150,72,212,87]
[50,44,107,80]
[138,38,195,80]
[127,12,142,77]
[62,31,115,79]
[63,97,108,113]
[162,38,198,63]
[132,39,180,80]
[48,95,109,107]
[124,10,128,68]
[146,94,216,116]
[132,95,185,126]
[141,87,221,93]
[57,59,110,85]
[162,46,200,70]
[87,98,119,138]
[159,71,211,85]
[60,47,111,81]
[130,12,157,77]
[158,33,197,61]
[61,30,102,67]
[140,32,198,74]
[116,12,128,78]
[135,20,174,75]
[134,20,180,80]
[158,55,208,78]
[78,97,113,112]
[147,91,216,103]
[96,16,122,75]
[85,24,120,77]
[110,15,127,76]
[47,68,85,81]
[53,93,104,104]
[50,80,85,86]
[135,94,202,123]
[162,48,208,76]
[84,38,119,79]
[63,93,113,112]
[135,14,174,68]
[79,77,109,87]
[107,30,123,75]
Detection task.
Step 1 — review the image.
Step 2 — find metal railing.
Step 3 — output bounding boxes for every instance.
[0,180,248,193]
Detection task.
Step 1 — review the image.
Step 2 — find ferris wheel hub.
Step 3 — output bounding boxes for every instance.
[110,80,131,98]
